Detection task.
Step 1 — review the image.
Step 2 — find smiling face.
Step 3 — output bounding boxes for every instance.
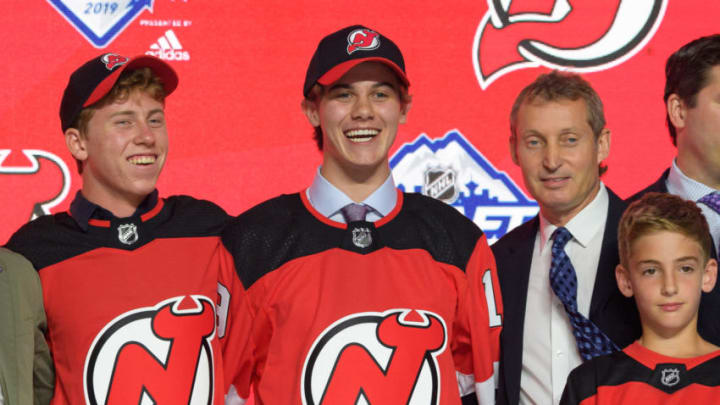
[511,97,609,226]
[65,89,168,217]
[303,62,409,186]
[616,230,717,339]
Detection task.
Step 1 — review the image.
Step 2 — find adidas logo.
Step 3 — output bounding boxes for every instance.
[146,29,190,61]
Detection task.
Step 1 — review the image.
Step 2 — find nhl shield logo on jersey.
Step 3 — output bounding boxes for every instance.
[47,0,155,48]
[84,295,216,405]
[390,129,538,244]
[347,28,380,54]
[352,227,373,248]
[472,0,668,89]
[117,223,139,245]
[660,367,680,387]
[302,309,447,405]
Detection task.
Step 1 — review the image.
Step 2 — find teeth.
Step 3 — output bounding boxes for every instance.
[349,137,373,143]
[345,129,379,137]
[128,156,156,165]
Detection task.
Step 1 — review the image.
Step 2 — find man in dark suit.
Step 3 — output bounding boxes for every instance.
[492,72,640,405]
[629,34,720,345]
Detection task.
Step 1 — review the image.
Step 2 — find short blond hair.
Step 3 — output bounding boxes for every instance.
[618,192,712,267]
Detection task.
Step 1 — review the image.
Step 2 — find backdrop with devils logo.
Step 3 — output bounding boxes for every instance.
[3,1,710,244]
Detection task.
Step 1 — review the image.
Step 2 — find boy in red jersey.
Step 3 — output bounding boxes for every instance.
[561,192,720,404]
[221,25,503,404]
[6,53,242,404]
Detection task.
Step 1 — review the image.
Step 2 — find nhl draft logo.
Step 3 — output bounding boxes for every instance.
[0,149,71,221]
[351,227,373,248]
[84,295,216,405]
[117,223,139,245]
[347,28,380,54]
[390,129,538,244]
[472,0,668,89]
[660,367,680,387]
[302,309,447,405]
[47,0,155,48]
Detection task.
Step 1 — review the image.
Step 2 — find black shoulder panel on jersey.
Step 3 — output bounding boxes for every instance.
[5,195,230,271]
[151,195,230,238]
[222,192,484,289]
[570,350,720,399]
[381,193,483,271]
[222,194,344,289]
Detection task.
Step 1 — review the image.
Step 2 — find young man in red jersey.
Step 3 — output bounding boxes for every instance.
[6,53,243,404]
[561,193,720,404]
[221,25,503,404]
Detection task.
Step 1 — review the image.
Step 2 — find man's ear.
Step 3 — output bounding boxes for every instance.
[666,94,688,131]
[302,99,320,127]
[615,264,634,297]
[509,135,519,165]
[65,128,88,162]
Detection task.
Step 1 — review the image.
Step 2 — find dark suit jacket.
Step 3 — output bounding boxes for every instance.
[627,168,720,346]
[492,187,641,405]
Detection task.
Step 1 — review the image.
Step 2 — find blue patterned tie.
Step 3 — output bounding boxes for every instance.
[341,203,369,222]
[550,227,619,361]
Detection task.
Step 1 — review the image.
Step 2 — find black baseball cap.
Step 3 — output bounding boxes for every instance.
[60,53,178,132]
[303,25,409,97]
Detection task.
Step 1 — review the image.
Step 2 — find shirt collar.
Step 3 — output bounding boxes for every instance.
[69,189,159,231]
[667,159,716,201]
[306,167,397,218]
[538,182,609,252]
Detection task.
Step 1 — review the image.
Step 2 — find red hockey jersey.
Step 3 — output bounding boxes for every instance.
[561,341,720,404]
[7,195,241,405]
[221,190,503,404]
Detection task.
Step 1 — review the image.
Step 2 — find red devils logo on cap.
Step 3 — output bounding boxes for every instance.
[84,295,216,404]
[100,53,129,70]
[347,28,381,54]
[473,0,667,89]
[302,309,447,404]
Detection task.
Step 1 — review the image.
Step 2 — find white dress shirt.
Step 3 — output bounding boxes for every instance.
[306,167,397,222]
[520,183,609,405]
[666,159,720,251]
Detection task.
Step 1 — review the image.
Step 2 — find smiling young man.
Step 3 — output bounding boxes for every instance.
[6,54,240,404]
[221,25,503,404]
[492,72,641,405]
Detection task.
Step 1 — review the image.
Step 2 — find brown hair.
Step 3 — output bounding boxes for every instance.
[70,67,166,173]
[510,71,608,175]
[618,192,712,268]
[664,35,720,145]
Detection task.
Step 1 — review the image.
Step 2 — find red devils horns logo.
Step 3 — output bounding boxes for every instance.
[473,0,668,89]
[347,28,381,54]
[101,53,129,70]
[302,309,447,405]
[84,296,216,405]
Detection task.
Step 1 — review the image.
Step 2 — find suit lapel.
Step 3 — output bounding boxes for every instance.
[589,188,626,319]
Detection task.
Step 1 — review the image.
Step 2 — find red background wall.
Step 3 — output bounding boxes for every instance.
[1,1,717,244]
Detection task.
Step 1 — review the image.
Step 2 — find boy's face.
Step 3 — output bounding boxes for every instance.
[66,89,168,210]
[303,61,409,181]
[616,230,717,339]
